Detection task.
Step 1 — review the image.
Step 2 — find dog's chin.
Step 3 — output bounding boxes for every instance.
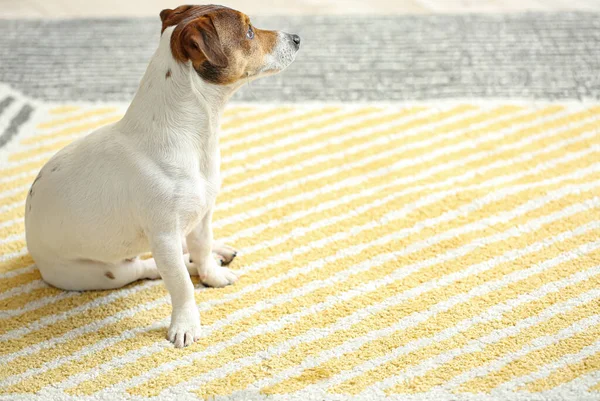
[253,54,298,78]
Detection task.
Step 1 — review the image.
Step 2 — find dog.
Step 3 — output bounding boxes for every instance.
[24,5,301,348]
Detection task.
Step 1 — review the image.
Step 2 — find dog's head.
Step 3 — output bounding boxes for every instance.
[160,5,300,85]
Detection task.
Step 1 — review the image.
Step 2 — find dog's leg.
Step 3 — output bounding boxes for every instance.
[37,257,161,291]
[150,232,201,348]
[187,209,238,287]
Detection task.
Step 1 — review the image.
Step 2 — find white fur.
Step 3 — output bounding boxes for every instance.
[24,26,299,348]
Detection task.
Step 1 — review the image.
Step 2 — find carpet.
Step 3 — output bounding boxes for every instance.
[1,13,600,401]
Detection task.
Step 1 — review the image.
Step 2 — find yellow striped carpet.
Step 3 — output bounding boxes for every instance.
[1,97,600,401]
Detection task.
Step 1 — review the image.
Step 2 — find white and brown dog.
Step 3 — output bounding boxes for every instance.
[24,5,300,347]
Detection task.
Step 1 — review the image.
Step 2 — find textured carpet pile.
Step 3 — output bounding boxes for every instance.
[1,13,600,401]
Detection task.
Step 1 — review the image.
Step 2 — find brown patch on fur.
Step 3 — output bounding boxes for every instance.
[256,29,278,57]
[159,5,281,85]
[166,69,171,78]
[29,172,42,197]
[105,271,116,279]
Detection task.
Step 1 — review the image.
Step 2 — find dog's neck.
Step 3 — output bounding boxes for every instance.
[119,27,241,178]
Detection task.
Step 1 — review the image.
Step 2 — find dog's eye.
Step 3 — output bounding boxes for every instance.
[246,26,254,40]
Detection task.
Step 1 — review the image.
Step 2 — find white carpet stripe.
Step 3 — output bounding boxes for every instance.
[0,232,23,246]
[442,315,600,393]
[364,289,600,397]
[501,339,600,393]
[0,264,35,280]
[350,262,600,394]
[0,247,27,264]
[24,106,302,153]
[220,107,359,150]
[241,222,600,396]
[17,112,125,150]
[0,279,47,302]
[546,360,600,396]
[34,107,127,133]
[289,284,600,398]
[0,169,36,186]
[0,291,75,319]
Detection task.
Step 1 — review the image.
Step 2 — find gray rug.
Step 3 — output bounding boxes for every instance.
[1,12,599,102]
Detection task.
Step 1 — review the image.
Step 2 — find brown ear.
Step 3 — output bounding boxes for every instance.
[159,8,173,23]
[185,16,228,68]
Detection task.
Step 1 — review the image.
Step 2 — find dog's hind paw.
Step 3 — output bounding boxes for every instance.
[200,258,238,288]
[212,241,237,266]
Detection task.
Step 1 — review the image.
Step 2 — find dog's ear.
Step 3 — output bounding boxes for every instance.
[159,8,173,23]
[182,16,228,68]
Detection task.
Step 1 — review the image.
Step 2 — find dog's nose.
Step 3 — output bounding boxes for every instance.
[291,34,301,47]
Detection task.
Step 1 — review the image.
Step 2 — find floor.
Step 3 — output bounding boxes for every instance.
[1,0,600,18]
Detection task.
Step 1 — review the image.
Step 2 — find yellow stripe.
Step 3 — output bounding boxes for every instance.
[48,106,81,115]
[0,175,36,201]
[0,159,49,183]
[0,106,536,276]
[217,105,556,207]
[201,242,600,398]
[222,105,257,117]
[222,106,384,150]
[220,107,295,131]
[221,105,599,196]
[33,107,119,132]
[0,221,24,242]
[8,116,123,162]
[215,107,590,239]
[334,252,600,394]
[223,105,478,172]
[519,351,600,392]
[220,106,348,147]
[125,186,599,396]
[0,282,166,353]
[222,105,480,183]
[0,269,39,295]
[456,320,600,393]
[587,377,600,392]
[258,210,600,396]
[0,287,64,311]
[218,109,594,251]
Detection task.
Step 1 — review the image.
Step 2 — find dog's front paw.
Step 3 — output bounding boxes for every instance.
[200,257,238,288]
[168,304,201,348]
